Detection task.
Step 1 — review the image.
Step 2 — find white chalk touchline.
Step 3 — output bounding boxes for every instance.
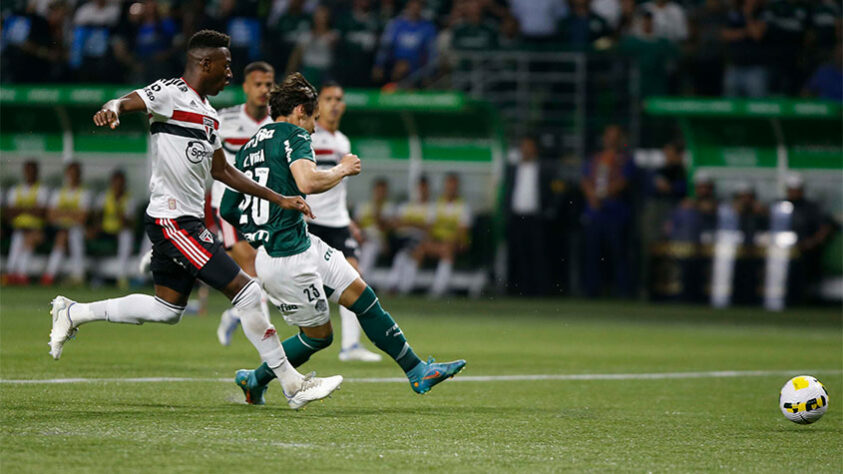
[0,369,839,385]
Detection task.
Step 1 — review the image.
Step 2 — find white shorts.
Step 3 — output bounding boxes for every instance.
[255,234,360,328]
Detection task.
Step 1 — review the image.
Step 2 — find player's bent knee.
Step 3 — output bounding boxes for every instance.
[231,279,262,310]
[151,298,185,324]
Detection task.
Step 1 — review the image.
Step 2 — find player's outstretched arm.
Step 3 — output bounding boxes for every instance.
[211,149,314,218]
[290,153,361,195]
[92,92,147,129]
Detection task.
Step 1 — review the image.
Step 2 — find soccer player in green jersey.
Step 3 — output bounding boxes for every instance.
[220,73,466,404]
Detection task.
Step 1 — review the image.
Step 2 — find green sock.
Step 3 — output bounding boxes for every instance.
[253,332,333,386]
[350,286,422,373]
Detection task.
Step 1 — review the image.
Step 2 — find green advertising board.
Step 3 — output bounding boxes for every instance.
[0,85,497,163]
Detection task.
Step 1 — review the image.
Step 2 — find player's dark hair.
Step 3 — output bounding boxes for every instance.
[269,72,318,119]
[66,161,81,172]
[244,61,274,77]
[111,169,126,180]
[187,30,230,51]
[23,159,38,170]
[320,80,343,94]
[373,177,389,187]
[418,175,429,186]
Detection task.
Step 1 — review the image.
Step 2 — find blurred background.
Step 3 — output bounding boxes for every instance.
[0,0,841,310]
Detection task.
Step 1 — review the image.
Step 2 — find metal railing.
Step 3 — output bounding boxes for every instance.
[410,50,640,163]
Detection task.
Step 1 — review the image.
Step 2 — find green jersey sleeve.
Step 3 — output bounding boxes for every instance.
[283,131,316,165]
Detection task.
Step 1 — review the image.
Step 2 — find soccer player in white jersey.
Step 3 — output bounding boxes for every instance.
[306,82,382,362]
[47,30,342,410]
[210,61,276,346]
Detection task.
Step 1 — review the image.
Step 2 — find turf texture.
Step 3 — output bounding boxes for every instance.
[1,286,841,472]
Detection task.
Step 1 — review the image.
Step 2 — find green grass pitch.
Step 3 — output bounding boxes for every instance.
[1,286,841,472]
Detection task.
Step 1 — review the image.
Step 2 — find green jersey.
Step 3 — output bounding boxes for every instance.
[220,122,315,257]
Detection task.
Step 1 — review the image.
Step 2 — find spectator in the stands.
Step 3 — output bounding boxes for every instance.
[731,181,767,244]
[498,14,523,50]
[43,162,91,286]
[761,0,810,95]
[354,177,395,279]
[450,0,499,52]
[642,140,687,245]
[388,175,433,294]
[287,5,339,87]
[268,0,313,76]
[505,136,551,296]
[808,1,841,60]
[412,173,472,298]
[687,0,728,97]
[508,0,567,46]
[2,0,70,83]
[335,0,381,87]
[91,170,135,289]
[783,173,838,303]
[722,0,769,98]
[580,124,637,298]
[558,0,613,50]
[803,44,843,102]
[218,0,263,82]
[373,0,437,86]
[113,0,179,83]
[593,0,622,30]
[665,171,718,243]
[3,161,50,286]
[70,0,122,82]
[618,9,680,98]
[641,0,689,42]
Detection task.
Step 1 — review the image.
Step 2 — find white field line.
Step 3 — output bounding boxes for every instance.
[0,369,839,385]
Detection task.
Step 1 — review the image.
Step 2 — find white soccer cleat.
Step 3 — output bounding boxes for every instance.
[138,249,153,275]
[338,344,383,362]
[216,308,240,346]
[285,373,343,410]
[48,296,78,360]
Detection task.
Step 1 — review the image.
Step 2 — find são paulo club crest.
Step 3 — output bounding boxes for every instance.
[203,116,215,141]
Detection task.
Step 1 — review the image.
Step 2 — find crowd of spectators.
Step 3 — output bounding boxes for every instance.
[2,0,840,99]
[1,159,475,299]
[504,124,839,303]
[2,160,137,287]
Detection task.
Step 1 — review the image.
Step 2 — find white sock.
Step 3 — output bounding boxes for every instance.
[68,227,85,280]
[386,250,406,292]
[430,260,453,297]
[69,294,184,326]
[358,241,379,277]
[339,305,361,350]
[398,255,418,294]
[45,247,65,278]
[234,280,302,394]
[17,247,33,277]
[7,231,24,274]
[116,230,134,279]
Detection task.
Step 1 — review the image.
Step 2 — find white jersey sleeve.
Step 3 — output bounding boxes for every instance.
[136,80,175,120]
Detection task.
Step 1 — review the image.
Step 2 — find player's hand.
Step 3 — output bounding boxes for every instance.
[93,108,120,129]
[277,195,314,219]
[340,154,362,176]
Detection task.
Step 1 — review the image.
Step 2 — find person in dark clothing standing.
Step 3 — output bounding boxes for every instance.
[505,136,550,296]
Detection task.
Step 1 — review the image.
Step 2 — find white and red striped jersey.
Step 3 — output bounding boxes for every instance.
[306,123,352,228]
[135,77,222,219]
[210,104,274,208]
